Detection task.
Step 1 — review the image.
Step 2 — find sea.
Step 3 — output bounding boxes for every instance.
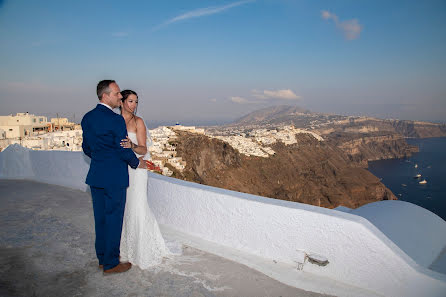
[368,137,446,221]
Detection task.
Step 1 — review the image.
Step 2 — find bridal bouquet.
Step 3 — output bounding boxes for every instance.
[145,160,161,173]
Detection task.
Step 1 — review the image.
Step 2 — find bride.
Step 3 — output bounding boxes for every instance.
[118,89,169,269]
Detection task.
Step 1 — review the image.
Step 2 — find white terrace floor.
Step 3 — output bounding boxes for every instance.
[0,180,377,297]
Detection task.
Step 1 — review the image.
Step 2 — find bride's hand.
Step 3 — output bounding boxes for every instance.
[137,157,148,169]
[120,136,132,149]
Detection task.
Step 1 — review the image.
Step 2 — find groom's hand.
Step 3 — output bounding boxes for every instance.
[137,157,148,169]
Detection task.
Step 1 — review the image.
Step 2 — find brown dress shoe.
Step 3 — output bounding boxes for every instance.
[103,262,132,274]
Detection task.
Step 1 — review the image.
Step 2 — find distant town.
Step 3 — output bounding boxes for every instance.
[0,112,83,151]
[0,112,325,176]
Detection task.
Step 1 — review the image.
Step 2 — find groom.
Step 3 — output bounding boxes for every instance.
[81,80,148,274]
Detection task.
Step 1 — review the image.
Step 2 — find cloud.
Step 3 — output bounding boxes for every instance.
[154,0,254,30]
[321,10,362,40]
[338,19,362,40]
[230,96,251,104]
[321,10,338,22]
[230,89,301,104]
[252,89,301,100]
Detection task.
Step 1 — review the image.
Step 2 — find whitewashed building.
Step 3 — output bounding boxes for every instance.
[0,112,49,138]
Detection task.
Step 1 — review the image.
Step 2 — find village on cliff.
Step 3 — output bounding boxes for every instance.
[0,112,325,177]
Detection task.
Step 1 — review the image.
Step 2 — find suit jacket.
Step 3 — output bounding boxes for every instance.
[81,104,139,188]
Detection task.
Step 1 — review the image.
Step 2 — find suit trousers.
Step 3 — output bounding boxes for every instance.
[90,186,127,270]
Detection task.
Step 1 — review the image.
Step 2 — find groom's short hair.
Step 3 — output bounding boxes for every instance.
[97,80,116,100]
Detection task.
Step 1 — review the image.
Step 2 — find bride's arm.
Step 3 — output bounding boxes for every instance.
[131,117,148,155]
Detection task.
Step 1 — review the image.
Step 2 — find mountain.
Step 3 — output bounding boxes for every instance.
[165,106,444,209]
[225,105,445,165]
[234,105,309,125]
[169,131,396,209]
[232,105,446,139]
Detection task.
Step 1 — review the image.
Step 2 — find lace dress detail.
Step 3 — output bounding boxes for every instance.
[120,131,169,269]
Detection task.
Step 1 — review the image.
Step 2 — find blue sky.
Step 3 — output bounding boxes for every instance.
[0,0,445,126]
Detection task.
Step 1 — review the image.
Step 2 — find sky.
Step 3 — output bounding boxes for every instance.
[0,0,445,127]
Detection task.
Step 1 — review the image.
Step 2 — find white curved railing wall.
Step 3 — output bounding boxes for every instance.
[1,145,445,297]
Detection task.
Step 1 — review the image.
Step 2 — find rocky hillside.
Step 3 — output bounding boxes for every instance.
[226,106,444,165]
[170,131,396,209]
[168,106,444,209]
[232,106,446,140]
[390,120,446,138]
[324,132,419,166]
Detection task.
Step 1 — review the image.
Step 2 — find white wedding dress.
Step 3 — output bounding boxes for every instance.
[120,131,169,269]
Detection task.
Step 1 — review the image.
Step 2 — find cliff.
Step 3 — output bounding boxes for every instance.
[390,120,446,138]
[227,106,445,164]
[165,106,445,209]
[170,131,396,209]
[324,132,419,166]
[315,118,440,165]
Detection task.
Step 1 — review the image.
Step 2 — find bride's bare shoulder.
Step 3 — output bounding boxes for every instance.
[135,116,146,131]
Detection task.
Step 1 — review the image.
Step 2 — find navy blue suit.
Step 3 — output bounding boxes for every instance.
[81,104,139,270]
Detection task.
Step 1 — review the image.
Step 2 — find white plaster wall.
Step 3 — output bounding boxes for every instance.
[147,174,446,297]
[29,150,89,191]
[350,200,446,269]
[1,146,446,297]
[0,144,34,178]
[0,144,89,191]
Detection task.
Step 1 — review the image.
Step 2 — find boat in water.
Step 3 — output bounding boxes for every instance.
[419,179,427,184]
[414,173,422,178]
[415,164,418,168]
